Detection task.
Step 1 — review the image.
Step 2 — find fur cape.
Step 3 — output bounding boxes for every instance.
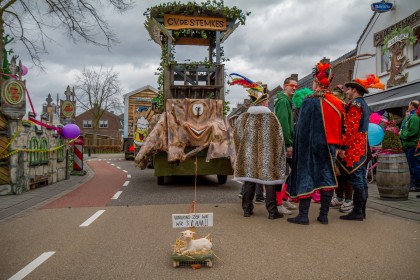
[233,106,287,185]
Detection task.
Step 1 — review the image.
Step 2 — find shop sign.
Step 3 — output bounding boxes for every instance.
[61,100,75,118]
[387,33,409,48]
[371,1,393,13]
[164,14,226,31]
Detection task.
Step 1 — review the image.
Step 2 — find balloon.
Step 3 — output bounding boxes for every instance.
[20,65,28,76]
[368,123,384,146]
[62,124,80,139]
[369,112,382,124]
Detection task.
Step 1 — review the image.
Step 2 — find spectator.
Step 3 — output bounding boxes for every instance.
[330,85,354,213]
[400,101,420,192]
[274,76,299,214]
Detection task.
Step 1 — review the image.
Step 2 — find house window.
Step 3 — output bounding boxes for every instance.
[413,26,420,62]
[380,48,390,73]
[39,137,49,163]
[57,139,65,162]
[83,120,92,128]
[99,120,108,128]
[29,137,39,165]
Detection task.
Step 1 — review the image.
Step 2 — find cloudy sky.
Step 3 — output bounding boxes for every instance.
[12,0,374,115]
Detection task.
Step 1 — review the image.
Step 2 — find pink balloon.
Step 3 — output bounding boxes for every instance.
[62,124,80,139]
[20,65,28,76]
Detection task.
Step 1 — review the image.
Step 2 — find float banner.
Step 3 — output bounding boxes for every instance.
[172,213,214,228]
[164,15,226,31]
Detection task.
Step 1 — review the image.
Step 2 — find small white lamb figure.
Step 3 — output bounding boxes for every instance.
[179,230,212,255]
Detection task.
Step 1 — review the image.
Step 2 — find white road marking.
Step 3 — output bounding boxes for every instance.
[112,191,123,199]
[111,163,115,166]
[117,166,121,169]
[123,170,128,173]
[9,251,55,280]
[127,174,131,178]
[80,210,106,227]
[123,181,130,187]
[106,161,110,163]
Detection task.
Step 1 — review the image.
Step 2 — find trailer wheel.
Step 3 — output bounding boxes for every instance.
[217,175,227,184]
[157,176,165,185]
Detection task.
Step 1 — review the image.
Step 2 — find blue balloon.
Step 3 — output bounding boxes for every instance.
[368,123,384,146]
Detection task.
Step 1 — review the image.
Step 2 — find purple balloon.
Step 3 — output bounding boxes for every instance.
[62,124,80,139]
[21,65,28,76]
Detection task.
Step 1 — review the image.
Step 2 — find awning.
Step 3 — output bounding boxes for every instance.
[364,80,420,112]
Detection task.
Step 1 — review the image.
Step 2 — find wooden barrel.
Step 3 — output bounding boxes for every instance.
[376,153,410,200]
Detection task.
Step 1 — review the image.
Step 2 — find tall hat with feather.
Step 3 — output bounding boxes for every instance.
[345,74,385,95]
[228,73,268,105]
[313,57,334,89]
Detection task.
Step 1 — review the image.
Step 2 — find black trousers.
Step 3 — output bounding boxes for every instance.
[242,181,278,215]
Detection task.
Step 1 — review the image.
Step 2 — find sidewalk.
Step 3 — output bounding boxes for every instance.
[0,161,419,223]
[0,164,94,224]
[367,183,420,221]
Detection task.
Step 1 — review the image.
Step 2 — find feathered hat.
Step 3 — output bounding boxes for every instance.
[345,74,385,95]
[313,58,334,88]
[228,73,268,105]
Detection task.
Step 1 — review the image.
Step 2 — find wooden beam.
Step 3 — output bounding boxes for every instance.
[175,37,210,46]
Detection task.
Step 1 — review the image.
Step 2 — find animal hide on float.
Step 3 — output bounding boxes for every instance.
[134,99,235,169]
[233,106,287,185]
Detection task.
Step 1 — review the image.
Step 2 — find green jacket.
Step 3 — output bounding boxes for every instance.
[274,91,294,147]
[400,114,420,148]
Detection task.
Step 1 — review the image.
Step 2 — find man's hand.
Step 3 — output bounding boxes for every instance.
[338,149,346,159]
[286,147,293,158]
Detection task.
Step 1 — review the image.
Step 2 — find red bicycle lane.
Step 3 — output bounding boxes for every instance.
[42,160,127,209]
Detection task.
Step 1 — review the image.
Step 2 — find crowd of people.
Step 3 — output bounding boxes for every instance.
[231,58,420,224]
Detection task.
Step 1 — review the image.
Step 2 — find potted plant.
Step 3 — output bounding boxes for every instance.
[376,120,410,200]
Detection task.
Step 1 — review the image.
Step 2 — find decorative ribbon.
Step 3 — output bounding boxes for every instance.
[0,137,78,160]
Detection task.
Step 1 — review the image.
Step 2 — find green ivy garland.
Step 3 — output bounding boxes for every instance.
[382,26,417,54]
[145,0,249,114]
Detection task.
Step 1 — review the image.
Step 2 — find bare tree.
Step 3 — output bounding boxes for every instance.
[74,66,123,145]
[0,0,133,71]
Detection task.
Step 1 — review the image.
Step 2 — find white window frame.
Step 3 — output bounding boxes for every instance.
[99,119,108,128]
[377,45,390,76]
[83,120,92,128]
[408,24,420,65]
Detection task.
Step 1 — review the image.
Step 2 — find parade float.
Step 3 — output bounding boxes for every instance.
[135,1,249,185]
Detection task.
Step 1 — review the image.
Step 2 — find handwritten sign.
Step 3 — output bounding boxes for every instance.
[164,15,226,31]
[172,213,213,228]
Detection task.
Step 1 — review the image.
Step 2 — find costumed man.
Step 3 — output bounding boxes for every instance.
[286,59,344,225]
[230,74,287,219]
[338,74,385,220]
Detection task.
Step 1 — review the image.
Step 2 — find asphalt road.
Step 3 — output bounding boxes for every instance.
[1,154,419,280]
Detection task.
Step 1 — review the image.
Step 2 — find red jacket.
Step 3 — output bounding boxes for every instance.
[322,92,344,145]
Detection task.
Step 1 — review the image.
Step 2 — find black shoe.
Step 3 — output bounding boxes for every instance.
[255,198,265,204]
[268,212,284,220]
[244,210,253,217]
[287,215,309,225]
[317,216,328,224]
[340,211,364,221]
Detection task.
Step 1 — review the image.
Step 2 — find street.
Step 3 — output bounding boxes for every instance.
[1,154,419,280]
